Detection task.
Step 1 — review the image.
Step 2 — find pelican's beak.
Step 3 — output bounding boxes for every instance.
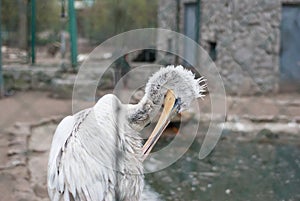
[142,90,179,161]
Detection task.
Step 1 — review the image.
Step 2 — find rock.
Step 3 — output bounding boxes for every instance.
[259,55,274,69]
[294,117,300,124]
[14,178,33,193]
[28,153,48,185]
[233,47,253,65]
[29,124,56,152]
[13,124,31,136]
[51,78,75,99]
[225,189,231,194]
[256,128,279,140]
[242,13,260,25]
[15,192,35,201]
[7,166,28,180]
[8,156,26,167]
[0,173,18,201]
[33,184,48,198]
[7,146,26,156]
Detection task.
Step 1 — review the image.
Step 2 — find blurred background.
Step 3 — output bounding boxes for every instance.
[0,0,299,200]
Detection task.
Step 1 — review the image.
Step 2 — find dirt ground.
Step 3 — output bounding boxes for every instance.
[0,91,299,201]
[0,91,72,201]
[0,91,72,131]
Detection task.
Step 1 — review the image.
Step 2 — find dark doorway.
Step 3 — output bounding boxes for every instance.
[184,3,198,67]
[280,5,300,92]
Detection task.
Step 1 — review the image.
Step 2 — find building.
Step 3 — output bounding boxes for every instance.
[157,0,300,95]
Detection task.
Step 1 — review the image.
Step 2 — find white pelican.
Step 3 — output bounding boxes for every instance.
[47,65,206,201]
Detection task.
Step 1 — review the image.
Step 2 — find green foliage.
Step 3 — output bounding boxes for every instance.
[1,0,158,45]
[78,0,158,43]
[1,0,61,45]
[1,0,19,32]
[35,0,61,33]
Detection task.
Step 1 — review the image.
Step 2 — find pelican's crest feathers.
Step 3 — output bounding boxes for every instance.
[144,65,206,112]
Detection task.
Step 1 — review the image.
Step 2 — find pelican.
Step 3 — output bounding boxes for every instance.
[47,65,206,201]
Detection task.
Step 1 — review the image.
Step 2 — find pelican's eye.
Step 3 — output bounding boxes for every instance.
[174,98,182,112]
[145,121,151,128]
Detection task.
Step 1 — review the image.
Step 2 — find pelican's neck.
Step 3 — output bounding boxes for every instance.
[126,96,161,132]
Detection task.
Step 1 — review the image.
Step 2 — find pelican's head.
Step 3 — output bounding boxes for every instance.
[145,65,205,110]
[141,65,206,159]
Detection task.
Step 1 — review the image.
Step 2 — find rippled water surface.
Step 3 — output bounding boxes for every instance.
[145,132,300,201]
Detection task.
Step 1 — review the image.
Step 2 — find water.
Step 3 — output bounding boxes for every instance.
[145,132,300,201]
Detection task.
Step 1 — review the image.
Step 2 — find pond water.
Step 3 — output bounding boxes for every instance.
[145,131,300,201]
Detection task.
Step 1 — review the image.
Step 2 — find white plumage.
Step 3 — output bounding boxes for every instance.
[47,65,206,201]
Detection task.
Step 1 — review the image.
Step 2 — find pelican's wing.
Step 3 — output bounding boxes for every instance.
[47,115,75,201]
[48,96,119,201]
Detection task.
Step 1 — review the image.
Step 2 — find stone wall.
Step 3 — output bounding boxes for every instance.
[3,67,56,91]
[157,0,299,95]
[156,0,178,64]
[2,66,115,99]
